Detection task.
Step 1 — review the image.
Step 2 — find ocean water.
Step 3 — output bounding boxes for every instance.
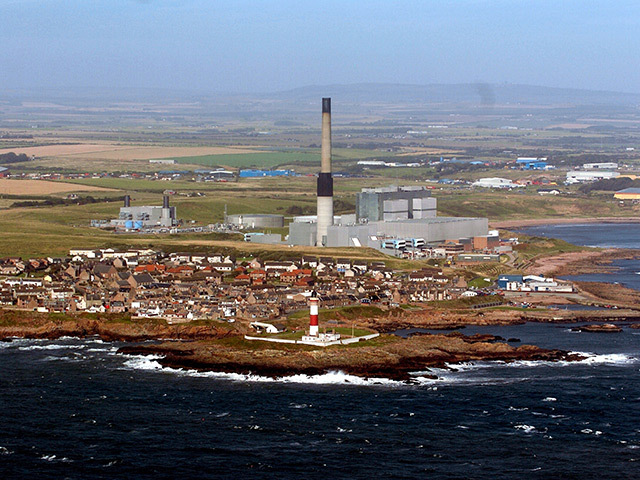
[1,328,639,479]
[518,222,640,249]
[518,222,640,291]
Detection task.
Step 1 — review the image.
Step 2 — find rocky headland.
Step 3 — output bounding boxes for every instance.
[117,333,579,381]
[0,309,584,381]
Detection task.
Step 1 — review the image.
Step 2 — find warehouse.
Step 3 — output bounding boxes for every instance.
[614,188,640,201]
[583,162,618,170]
[566,171,619,184]
[472,177,524,189]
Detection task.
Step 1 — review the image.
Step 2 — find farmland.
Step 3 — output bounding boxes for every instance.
[172,151,319,168]
[1,87,640,260]
[0,179,115,195]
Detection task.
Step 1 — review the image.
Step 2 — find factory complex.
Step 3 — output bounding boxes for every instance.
[109,195,178,230]
[288,188,488,251]
[233,98,490,253]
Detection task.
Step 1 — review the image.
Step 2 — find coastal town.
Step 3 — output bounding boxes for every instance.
[0,244,588,327]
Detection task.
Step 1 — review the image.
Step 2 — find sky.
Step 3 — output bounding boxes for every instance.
[1,0,639,94]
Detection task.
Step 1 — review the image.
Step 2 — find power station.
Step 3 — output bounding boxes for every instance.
[110,195,177,229]
[286,98,489,250]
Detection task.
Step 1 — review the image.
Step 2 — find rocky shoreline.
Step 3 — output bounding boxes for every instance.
[116,333,580,381]
[0,310,587,381]
[2,293,636,380]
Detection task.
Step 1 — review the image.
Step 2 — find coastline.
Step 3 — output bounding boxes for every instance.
[491,216,640,229]
[115,333,578,381]
[528,248,640,277]
[0,308,629,381]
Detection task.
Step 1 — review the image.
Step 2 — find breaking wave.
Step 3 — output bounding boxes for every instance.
[118,349,638,388]
[121,354,423,386]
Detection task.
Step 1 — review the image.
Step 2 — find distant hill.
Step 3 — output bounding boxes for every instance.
[3,83,640,107]
[266,83,640,107]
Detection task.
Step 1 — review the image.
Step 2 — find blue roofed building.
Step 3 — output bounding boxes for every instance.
[239,169,295,178]
[516,157,549,170]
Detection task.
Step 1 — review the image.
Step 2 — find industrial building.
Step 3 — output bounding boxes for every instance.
[239,169,295,178]
[224,98,488,252]
[583,162,618,170]
[356,186,436,221]
[566,171,619,184]
[614,188,640,200]
[110,195,177,229]
[516,157,550,170]
[282,99,489,251]
[288,215,488,249]
[226,213,284,229]
[472,177,524,189]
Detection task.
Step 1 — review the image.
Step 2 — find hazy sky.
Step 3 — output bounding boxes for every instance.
[1,0,639,93]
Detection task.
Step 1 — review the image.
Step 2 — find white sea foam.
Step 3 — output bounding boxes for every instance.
[542,397,557,402]
[121,355,417,386]
[118,348,638,387]
[0,446,13,456]
[485,352,636,368]
[121,355,165,371]
[514,424,537,433]
[18,343,87,351]
[40,454,73,463]
[571,353,636,365]
[86,346,119,353]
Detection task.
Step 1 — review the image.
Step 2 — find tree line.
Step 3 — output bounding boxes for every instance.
[0,152,31,164]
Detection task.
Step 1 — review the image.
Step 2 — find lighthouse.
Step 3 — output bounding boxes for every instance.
[309,294,319,336]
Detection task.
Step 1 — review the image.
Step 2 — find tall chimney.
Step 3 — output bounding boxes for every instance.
[309,294,319,336]
[162,195,170,209]
[124,195,131,207]
[316,97,334,246]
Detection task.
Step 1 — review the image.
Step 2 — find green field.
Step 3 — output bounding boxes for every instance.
[173,151,320,168]
[171,148,385,169]
[1,173,637,260]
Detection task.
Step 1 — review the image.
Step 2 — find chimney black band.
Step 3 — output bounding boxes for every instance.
[317,173,333,197]
[322,97,331,114]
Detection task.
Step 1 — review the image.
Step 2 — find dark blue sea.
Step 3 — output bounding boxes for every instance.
[1,329,639,480]
[519,222,640,250]
[2,223,640,479]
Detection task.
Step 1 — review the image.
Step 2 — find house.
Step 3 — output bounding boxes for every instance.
[93,264,117,279]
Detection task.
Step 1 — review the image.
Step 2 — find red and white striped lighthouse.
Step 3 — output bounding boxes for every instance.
[309,294,319,336]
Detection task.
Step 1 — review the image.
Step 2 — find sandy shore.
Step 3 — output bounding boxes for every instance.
[527,250,614,276]
[536,249,640,276]
[491,216,640,229]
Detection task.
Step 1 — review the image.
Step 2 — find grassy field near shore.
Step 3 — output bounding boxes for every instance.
[0,172,637,260]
